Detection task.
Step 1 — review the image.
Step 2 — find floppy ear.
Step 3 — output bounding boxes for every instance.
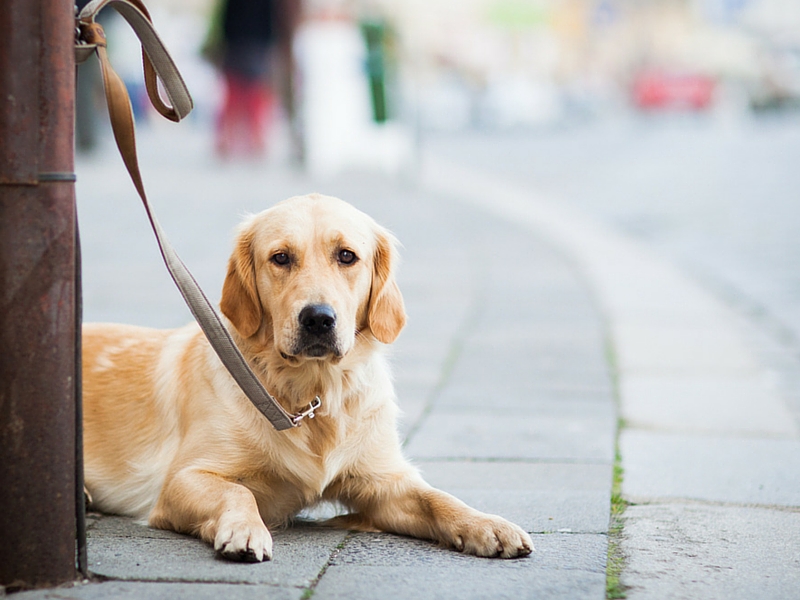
[368,229,406,344]
[220,227,263,338]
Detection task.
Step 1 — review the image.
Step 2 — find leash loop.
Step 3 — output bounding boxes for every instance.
[77,0,192,121]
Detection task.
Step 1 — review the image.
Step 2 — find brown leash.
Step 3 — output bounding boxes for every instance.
[75,0,319,431]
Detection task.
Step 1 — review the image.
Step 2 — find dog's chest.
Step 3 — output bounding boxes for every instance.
[277,416,362,498]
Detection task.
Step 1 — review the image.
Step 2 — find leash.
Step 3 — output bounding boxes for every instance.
[75,0,319,431]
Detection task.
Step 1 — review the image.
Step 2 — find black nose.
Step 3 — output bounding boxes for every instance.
[299,304,337,336]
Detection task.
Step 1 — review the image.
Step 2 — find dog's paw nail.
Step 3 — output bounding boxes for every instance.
[219,545,270,562]
[240,548,260,562]
[523,540,534,554]
[507,534,534,558]
[214,521,273,562]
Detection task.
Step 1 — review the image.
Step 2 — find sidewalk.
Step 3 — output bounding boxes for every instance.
[423,155,800,600]
[15,123,800,599]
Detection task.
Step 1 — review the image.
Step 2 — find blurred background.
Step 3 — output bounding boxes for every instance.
[77,0,800,166]
[75,0,800,359]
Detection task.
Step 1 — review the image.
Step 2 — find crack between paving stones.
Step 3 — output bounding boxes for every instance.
[606,425,628,600]
[570,262,628,600]
[401,276,489,448]
[79,572,295,589]
[81,523,318,590]
[623,497,800,513]
[547,241,629,600]
[300,531,352,599]
[597,307,628,600]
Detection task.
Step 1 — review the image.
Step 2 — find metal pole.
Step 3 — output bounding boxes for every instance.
[0,0,78,590]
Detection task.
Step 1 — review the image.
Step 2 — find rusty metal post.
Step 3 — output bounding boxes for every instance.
[0,0,78,590]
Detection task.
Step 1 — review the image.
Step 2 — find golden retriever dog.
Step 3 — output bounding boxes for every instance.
[82,193,533,562]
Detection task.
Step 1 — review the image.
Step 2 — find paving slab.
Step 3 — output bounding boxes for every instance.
[455,342,611,377]
[621,430,800,506]
[313,566,606,600]
[312,533,607,600]
[467,322,608,349]
[440,379,615,399]
[431,489,610,535]
[332,531,607,571]
[407,409,615,462]
[436,388,616,414]
[447,360,613,394]
[620,374,799,436]
[476,294,603,324]
[417,461,611,492]
[621,503,800,600]
[417,461,612,533]
[15,581,303,600]
[86,516,345,587]
[611,320,758,375]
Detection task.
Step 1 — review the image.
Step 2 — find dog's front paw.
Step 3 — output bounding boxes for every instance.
[214,516,273,562]
[446,515,534,559]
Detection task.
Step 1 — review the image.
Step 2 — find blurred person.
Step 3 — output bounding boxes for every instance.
[208,0,279,159]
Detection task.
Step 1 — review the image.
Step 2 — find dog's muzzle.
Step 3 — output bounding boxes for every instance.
[293,304,340,357]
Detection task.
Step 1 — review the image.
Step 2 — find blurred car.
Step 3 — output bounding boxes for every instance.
[632,70,716,111]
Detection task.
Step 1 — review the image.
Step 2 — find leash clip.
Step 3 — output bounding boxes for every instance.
[292,397,322,426]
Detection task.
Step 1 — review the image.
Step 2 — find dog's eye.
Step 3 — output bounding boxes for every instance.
[338,249,358,265]
[271,252,291,266]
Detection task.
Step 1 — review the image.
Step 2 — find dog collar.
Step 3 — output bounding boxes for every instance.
[290,397,322,426]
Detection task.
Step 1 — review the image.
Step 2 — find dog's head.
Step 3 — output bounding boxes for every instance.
[220,194,406,363]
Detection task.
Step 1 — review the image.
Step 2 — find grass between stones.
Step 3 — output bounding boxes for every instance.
[606,438,629,599]
[301,535,350,599]
[604,335,629,599]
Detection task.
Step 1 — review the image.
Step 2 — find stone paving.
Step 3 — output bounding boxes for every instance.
[425,120,800,600]
[425,115,800,424]
[14,114,800,599]
[15,125,615,599]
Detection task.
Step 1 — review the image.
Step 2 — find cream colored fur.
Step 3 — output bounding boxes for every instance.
[82,194,533,561]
